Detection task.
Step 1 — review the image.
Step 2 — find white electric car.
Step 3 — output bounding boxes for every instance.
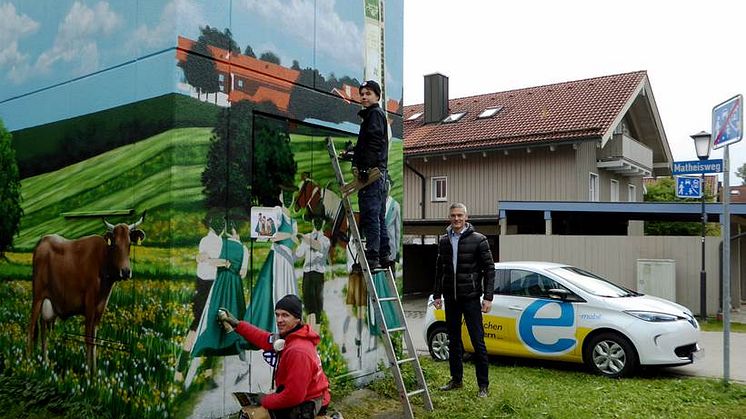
[424,261,701,377]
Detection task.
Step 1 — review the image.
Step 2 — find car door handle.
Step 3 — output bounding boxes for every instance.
[509,305,524,311]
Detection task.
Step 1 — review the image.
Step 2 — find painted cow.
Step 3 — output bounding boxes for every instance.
[27,214,146,374]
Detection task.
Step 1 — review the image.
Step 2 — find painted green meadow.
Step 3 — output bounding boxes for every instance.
[1,124,403,417]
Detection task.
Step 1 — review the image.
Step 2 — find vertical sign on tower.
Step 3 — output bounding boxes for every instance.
[364,0,386,104]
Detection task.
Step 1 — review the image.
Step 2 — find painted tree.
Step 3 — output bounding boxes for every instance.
[180,38,219,100]
[0,119,23,259]
[259,51,281,65]
[180,26,240,101]
[244,45,256,58]
[199,26,240,54]
[736,162,746,185]
[202,101,296,212]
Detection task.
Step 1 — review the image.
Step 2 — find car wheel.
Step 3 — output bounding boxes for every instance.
[427,325,449,361]
[584,332,638,378]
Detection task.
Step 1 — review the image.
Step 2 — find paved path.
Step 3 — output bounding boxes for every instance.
[402,296,746,383]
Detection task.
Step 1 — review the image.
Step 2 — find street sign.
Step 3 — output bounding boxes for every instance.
[671,159,724,175]
[712,94,743,149]
[676,176,702,198]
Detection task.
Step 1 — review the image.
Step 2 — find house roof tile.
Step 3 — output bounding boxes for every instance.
[404,71,648,156]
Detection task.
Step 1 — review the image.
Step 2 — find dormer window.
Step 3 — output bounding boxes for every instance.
[477,106,502,119]
[407,112,423,121]
[442,112,466,123]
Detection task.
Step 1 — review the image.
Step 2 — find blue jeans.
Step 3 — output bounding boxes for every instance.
[358,175,390,262]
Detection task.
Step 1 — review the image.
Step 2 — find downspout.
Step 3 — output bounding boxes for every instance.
[405,160,426,220]
[405,160,427,244]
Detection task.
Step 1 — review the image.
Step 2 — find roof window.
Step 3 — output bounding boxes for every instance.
[442,112,466,123]
[406,112,423,121]
[477,106,503,119]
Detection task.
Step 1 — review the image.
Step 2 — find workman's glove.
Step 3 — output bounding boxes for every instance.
[217,308,239,328]
[339,141,355,162]
[358,168,369,183]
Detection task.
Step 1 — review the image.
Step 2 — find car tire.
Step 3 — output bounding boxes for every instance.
[584,332,638,378]
[427,324,449,361]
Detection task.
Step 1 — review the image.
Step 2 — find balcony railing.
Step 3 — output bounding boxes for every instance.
[597,133,653,177]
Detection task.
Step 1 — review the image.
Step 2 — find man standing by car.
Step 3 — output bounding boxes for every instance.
[433,203,495,398]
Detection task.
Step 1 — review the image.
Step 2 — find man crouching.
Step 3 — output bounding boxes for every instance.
[219,295,334,419]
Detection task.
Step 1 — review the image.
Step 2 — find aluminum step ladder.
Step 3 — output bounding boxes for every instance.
[326,137,433,418]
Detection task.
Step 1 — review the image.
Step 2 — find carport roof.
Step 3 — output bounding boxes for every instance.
[498,201,746,223]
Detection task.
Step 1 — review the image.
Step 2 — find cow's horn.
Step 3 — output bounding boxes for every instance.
[129,212,145,230]
[103,219,115,231]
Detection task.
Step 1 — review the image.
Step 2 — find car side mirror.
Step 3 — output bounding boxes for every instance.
[548,288,570,301]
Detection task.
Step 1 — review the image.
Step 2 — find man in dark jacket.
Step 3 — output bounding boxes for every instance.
[433,203,495,398]
[219,295,331,419]
[353,80,390,270]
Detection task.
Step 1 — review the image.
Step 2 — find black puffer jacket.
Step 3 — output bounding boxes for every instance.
[433,223,495,301]
[354,103,388,171]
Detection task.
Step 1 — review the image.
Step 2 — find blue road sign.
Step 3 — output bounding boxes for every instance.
[712,94,743,149]
[671,159,724,175]
[676,176,702,199]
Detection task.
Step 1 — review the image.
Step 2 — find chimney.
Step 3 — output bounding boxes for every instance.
[424,73,448,124]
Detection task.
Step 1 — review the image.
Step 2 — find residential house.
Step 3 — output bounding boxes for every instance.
[402,72,746,315]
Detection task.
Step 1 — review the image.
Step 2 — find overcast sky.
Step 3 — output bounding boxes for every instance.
[403,0,746,185]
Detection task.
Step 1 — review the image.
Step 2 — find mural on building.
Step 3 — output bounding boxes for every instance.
[0,0,403,417]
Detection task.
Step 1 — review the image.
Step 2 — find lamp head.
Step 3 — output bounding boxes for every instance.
[691,131,712,160]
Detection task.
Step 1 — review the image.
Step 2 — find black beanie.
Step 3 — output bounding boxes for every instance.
[275,294,303,319]
[359,80,381,98]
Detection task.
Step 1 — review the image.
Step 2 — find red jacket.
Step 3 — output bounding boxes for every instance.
[236,322,331,410]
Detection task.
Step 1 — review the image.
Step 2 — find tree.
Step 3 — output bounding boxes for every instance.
[0,119,23,259]
[643,177,718,236]
[244,45,256,58]
[259,51,281,65]
[736,162,746,185]
[202,101,296,212]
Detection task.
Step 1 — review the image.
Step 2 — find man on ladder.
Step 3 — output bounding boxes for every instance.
[348,80,390,270]
[330,81,434,416]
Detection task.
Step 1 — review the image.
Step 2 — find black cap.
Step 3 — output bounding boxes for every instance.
[359,80,381,98]
[275,294,303,319]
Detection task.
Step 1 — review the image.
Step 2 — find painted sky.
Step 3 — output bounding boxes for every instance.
[0,0,403,131]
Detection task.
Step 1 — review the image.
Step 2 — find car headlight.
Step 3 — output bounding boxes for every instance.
[625,311,683,322]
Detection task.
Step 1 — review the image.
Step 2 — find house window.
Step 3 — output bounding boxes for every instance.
[442,112,466,123]
[628,184,637,202]
[610,179,619,202]
[218,73,226,92]
[237,79,244,89]
[589,173,599,202]
[432,176,447,201]
[407,112,423,121]
[477,107,502,119]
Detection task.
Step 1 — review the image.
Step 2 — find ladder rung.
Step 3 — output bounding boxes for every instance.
[387,326,406,333]
[407,389,425,397]
[397,357,416,365]
[378,296,398,302]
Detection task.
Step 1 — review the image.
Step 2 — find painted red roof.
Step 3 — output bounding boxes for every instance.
[404,71,648,155]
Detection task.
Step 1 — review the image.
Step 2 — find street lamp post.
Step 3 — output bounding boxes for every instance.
[691,130,712,319]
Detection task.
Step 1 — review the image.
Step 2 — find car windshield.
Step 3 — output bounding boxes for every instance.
[548,266,639,298]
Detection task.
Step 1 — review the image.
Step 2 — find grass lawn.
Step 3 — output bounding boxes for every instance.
[331,357,746,419]
[700,320,746,333]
